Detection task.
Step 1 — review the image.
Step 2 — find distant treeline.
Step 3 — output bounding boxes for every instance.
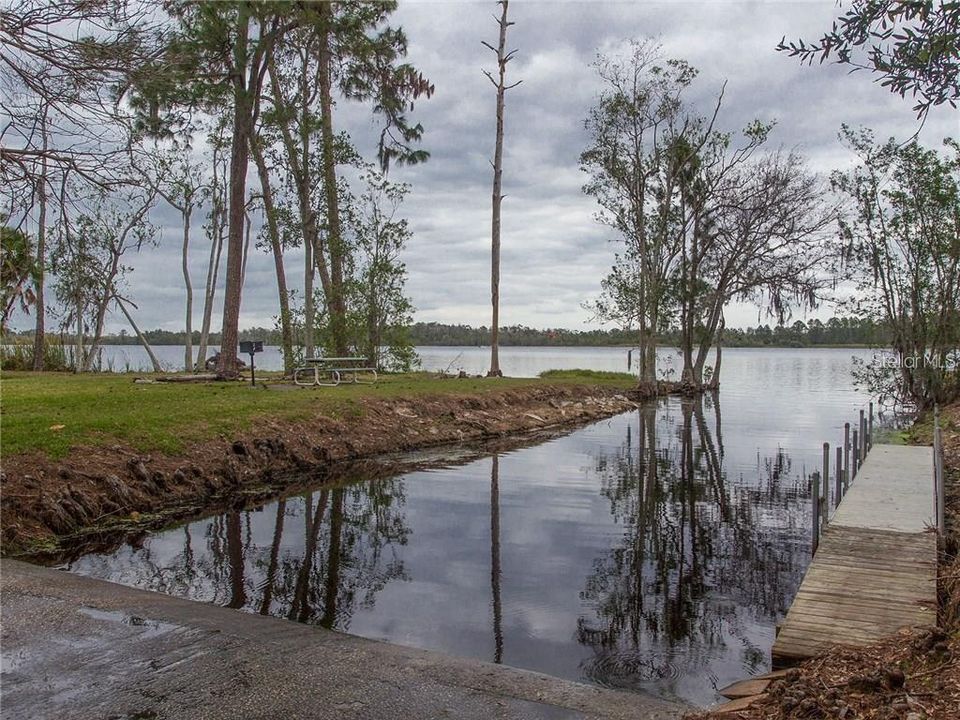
[5,316,888,348]
[407,318,888,347]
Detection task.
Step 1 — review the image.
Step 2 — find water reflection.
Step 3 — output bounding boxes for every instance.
[578,396,808,700]
[71,396,813,706]
[491,454,504,664]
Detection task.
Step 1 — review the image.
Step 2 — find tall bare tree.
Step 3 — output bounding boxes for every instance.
[195,131,228,371]
[30,102,48,369]
[483,0,520,377]
[135,141,207,372]
[52,186,157,372]
[581,42,697,385]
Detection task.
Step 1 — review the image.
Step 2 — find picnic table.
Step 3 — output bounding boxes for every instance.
[293,356,378,387]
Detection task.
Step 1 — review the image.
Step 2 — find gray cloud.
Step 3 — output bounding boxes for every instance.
[32,0,957,334]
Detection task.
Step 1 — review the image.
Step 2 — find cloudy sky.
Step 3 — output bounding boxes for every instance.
[103,1,958,333]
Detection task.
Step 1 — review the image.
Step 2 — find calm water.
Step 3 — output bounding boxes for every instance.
[88,341,874,380]
[69,348,874,706]
[86,342,645,375]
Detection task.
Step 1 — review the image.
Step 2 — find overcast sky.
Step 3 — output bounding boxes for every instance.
[74,1,960,334]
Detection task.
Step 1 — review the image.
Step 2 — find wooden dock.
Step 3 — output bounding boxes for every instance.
[772,444,938,666]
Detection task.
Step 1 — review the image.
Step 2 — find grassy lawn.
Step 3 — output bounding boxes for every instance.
[1,370,635,460]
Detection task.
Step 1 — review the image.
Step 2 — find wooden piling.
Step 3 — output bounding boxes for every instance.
[868,402,874,450]
[812,471,820,554]
[823,443,831,513]
[859,409,866,460]
[843,422,851,491]
[835,445,843,508]
[935,407,945,536]
[853,430,860,478]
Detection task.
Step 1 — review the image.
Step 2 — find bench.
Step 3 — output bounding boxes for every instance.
[293,356,378,387]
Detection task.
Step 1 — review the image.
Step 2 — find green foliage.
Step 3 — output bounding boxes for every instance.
[580,42,831,387]
[1,224,38,332]
[324,1,434,171]
[539,369,636,381]
[51,189,157,356]
[833,127,960,407]
[0,339,71,372]
[778,1,960,119]
[345,169,418,371]
[580,41,702,380]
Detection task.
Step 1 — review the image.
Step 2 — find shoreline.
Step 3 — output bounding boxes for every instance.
[0,558,684,720]
[2,378,645,558]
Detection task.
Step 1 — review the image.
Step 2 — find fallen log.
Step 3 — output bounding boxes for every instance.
[151,374,220,383]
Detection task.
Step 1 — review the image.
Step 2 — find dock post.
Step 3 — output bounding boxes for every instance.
[812,471,820,554]
[823,443,831,512]
[868,402,874,451]
[822,472,829,535]
[843,422,851,491]
[835,445,843,508]
[859,409,866,460]
[852,430,860,478]
[935,407,945,536]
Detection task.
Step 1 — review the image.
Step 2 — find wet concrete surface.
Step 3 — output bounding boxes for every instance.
[0,560,683,720]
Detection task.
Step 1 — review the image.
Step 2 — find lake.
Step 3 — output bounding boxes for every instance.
[68,347,876,706]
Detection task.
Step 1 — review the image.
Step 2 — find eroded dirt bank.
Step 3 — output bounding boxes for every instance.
[1,383,640,558]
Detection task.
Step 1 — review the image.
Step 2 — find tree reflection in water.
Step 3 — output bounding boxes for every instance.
[76,476,411,631]
[491,454,504,664]
[578,395,809,697]
[69,394,814,705]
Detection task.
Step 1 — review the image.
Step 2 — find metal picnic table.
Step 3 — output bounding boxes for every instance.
[293,356,378,387]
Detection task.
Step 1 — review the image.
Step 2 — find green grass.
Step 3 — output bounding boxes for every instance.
[538,368,637,382]
[1,370,635,459]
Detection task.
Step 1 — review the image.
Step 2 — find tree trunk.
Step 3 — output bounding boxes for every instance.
[317,2,349,356]
[709,313,724,390]
[74,299,84,373]
[182,207,193,372]
[196,214,223,370]
[217,4,253,378]
[693,301,723,388]
[486,1,513,378]
[82,253,122,373]
[240,208,252,290]
[367,282,379,369]
[250,136,295,375]
[265,43,334,360]
[305,230,315,358]
[31,107,48,371]
[196,144,226,371]
[116,297,163,373]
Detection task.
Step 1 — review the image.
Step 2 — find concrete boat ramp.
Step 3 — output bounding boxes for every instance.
[771,444,938,665]
[0,560,682,720]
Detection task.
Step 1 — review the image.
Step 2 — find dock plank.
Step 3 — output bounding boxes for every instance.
[772,444,936,666]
